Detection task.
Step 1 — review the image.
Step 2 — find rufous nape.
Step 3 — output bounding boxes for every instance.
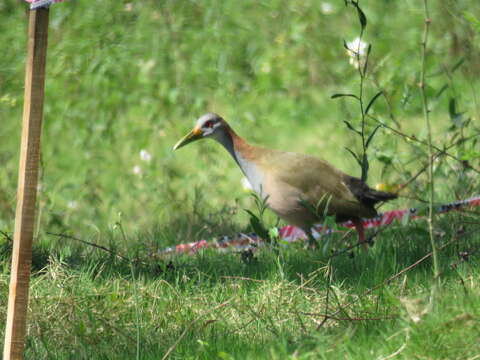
[174,113,397,249]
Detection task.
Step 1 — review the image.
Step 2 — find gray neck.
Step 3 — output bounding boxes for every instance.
[212,130,240,166]
[211,129,264,196]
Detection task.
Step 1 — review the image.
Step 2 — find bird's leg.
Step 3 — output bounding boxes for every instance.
[352,218,368,251]
[305,228,318,249]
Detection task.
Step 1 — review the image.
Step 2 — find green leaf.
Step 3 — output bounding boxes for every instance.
[365,91,382,115]
[363,43,372,75]
[249,216,269,240]
[345,147,362,166]
[320,194,333,218]
[361,153,369,182]
[401,211,411,226]
[376,152,393,165]
[244,209,258,221]
[448,98,457,120]
[401,84,412,107]
[351,1,367,30]
[410,227,430,236]
[268,227,279,240]
[365,124,382,148]
[299,198,318,217]
[451,57,465,73]
[331,93,360,100]
[461,150,480,161]
[322,236,331,255]
[324,215,337,230]
[343,121,361,135]
[464,12,480,33]
[245,209,269,239]
[435,84,449,99]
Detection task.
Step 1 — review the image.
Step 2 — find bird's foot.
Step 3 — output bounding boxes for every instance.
[359,234,376,251]
[307,239,318,250]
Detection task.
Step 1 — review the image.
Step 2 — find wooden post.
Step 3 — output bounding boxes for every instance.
[3,7,49,360]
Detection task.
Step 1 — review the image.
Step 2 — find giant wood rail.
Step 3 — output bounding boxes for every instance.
[174,113,397,248]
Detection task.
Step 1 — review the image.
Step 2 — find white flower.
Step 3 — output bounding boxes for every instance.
[346,37,368,56]
[241,177,253,192]
[138,59,156,73]
[320,2,334,15]
[261,62,271,74]
[67,201,78,209]
[345,37,368,69]
[140,149,152,162]
[132,165,142,175]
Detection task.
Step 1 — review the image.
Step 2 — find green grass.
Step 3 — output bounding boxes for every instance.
[1,218,479,359]
[1,0,480,358]
[1,0,479,234]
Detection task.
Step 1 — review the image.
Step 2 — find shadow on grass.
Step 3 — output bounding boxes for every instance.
[2,212,475,292]
[1,213,478,360]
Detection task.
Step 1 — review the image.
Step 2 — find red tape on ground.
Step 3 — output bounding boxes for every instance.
[161,196,480,256]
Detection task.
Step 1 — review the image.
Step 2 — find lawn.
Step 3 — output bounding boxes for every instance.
[1,0,480,358]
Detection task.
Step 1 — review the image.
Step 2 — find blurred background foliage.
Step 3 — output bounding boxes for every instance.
[1,0,479,245]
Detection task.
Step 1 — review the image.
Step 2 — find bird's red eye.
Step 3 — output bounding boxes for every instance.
[205,121,214,128]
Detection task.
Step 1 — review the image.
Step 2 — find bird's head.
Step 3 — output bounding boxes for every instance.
[173,113,228,150]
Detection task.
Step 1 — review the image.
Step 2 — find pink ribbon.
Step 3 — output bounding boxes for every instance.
[162,196,480,255]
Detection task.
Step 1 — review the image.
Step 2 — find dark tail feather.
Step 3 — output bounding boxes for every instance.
[345,175,397,207]
[364,188,398,205]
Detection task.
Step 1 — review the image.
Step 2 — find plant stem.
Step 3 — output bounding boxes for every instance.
[367,115,480,174]
[117,222,141,360]
[419,0,440,286]
[357,28,367,182]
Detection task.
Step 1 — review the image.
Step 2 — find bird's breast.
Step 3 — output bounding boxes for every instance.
[234,151,268,197]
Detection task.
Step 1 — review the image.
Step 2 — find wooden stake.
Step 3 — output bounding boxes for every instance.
[3,7,49,360]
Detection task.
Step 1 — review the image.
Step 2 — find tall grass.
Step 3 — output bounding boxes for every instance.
[419,0,440,293]
[0,221,479,359]
[1,0,479,236]
[0,0,479,358]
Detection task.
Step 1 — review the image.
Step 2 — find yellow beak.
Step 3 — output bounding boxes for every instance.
[173,127,203,150]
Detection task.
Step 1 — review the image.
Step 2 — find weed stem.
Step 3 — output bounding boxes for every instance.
[420,0,440,288]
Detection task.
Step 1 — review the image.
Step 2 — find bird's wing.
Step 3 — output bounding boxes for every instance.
[260,150,376,218]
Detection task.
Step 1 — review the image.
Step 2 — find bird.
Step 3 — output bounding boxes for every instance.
[173,113,397,248]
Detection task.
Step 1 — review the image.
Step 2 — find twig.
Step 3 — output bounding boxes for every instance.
[371,75,401,128]
[379,333,409,360]
[221,276,265,283]
[353,1,369,182]
[317,259,333,329]
[397,160,432,194]
[327,229,472,319]
[294,272,323,295]
[0,230,13,242]
[419,0,440,287]
[299,311,397,322]
[96,315,138,344]
[47,232,130,262]
[115,221,141,360]
[377,329,410,360]
[444,243,480,277]
[229,317,258,335]
[327,226,386,259]
[368,115,480,175]
[395,131,480,195]
[161,298,233,360]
